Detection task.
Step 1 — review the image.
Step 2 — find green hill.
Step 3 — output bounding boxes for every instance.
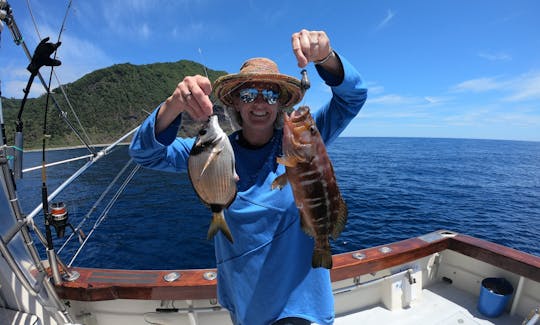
[1,60,234,149]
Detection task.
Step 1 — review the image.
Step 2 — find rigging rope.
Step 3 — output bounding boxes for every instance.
[57,154,134,254]
[68,160,140,267]
[24,0,95,152]
[25,0,40,39]
[40,0,75,253]
[25,126,140,223]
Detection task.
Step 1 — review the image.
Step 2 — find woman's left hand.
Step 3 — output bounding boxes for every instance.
[291,29,332,68]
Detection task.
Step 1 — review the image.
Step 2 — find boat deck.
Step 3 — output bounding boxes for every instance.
[336,282,521,325]
[56,233,540,325]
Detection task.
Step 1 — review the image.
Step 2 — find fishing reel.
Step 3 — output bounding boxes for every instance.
[49,202,86,242]
[49,202,86,240]
[49,202,70,238]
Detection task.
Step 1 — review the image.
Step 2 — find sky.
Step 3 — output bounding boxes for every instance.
[1,0,539,141]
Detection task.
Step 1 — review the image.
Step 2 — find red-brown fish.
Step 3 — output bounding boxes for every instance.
[271,106,347,269]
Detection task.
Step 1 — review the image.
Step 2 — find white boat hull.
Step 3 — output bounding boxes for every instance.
[52,231,540,325]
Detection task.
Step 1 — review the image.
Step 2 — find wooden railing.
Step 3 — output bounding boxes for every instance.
[55,230,540,301]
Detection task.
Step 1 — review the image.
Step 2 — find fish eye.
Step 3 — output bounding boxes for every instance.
[309,126,317,134]
[199,129,207,136]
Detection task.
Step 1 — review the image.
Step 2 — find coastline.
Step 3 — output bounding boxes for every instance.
[24,142,131,153]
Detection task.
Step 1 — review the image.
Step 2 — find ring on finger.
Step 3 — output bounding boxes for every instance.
[183,91,192,100]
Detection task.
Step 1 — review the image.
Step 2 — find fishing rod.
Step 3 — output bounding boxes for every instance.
[12,37,61,180]
[2,0,82,285]
[40,4,67,283]
[0,81,6,146]
[25,0,93,148]
[1,0,145,290]
[1,2,96,159]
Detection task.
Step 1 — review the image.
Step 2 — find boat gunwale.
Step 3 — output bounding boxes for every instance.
[54,230,540,301]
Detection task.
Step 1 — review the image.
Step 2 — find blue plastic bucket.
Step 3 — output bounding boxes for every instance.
[477,277,514,317]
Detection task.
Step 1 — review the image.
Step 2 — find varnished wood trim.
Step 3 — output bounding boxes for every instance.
[56,268,218,301]
[55,231,540,301]
[448,234,540,283]
[330,235,450,282]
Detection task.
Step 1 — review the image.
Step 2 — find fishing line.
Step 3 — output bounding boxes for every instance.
[41,0,73,165]
[198,48,209,80]
[25,0,41,39]
[40,0,73,254]
[186,2,240,132]
[57,155,134,254]
[68,161,140,267]
[24,126,141,223]
[25,0,94,150]
[183,2,305,117]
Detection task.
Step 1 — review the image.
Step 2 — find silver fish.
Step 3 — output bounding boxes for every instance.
[188,115,238,243]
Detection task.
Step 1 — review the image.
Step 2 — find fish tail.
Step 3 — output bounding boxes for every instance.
[312,248,333,269]
[207,210,234,243]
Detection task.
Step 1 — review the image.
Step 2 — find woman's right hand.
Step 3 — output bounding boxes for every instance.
[156,75,213,134]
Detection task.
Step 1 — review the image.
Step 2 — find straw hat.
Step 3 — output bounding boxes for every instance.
[213,58,304,108]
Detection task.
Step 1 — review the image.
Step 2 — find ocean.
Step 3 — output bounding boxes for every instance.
[16,137,540,270]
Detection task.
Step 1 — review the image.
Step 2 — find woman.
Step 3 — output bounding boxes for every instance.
[130,29,367,325]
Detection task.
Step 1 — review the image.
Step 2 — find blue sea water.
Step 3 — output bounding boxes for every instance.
[16,137,540,270]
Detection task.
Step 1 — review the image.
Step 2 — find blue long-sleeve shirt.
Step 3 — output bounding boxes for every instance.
[129,53,367,325]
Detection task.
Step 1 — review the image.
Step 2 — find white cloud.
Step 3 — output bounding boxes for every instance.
[171,22,206,41]
[444,109,491,126]
[365,82,384,95]
[369,94,413,105]
[452,71,540,102]
[360,110,429,119]
[478,51,512,61]
[100,1,162,40]
[376,9,396,30]
[504,72,540,102]
[3,79,45,98]
[444,107,540,127]
[424,96,451,105]
[3,66,30,79]
[1,20,112,98]
[33,25,112,83]
[452,77,503,92]
[496,112,540,126]
[140,23,151,39]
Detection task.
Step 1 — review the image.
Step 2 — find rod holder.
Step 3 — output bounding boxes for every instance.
[13,131,23,179]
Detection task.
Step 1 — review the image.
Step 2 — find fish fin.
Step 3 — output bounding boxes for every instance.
[207,210,234,243]
[312,248,333,269]
[277,156,299,167]
[229,153,240,182]
[200,145,224,176]
[271,173,289,190]
[331,198,348,239]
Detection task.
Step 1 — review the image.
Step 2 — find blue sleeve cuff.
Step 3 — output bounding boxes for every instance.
[155,105,183,145]
[315,51,344,87]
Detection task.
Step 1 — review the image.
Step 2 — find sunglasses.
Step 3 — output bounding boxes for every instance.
[238,88,280,105]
